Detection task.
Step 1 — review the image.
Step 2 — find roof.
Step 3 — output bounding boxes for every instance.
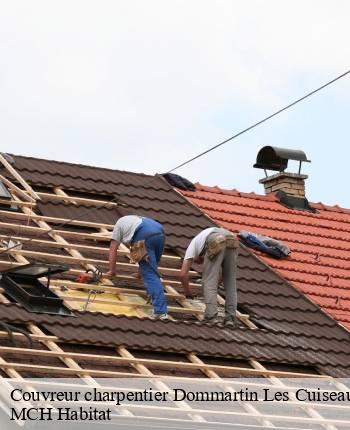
[0,154,349,377]
[180,183,350,331]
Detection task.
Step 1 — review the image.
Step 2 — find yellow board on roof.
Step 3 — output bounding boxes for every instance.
[59,289,145,316]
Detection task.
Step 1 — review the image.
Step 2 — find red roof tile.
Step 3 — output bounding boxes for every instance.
[181,183,350,330]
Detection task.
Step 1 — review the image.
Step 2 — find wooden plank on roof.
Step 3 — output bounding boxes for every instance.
[49,279,185,299]
[0,174,35,202]
[0,346,329,379]
[0,331,58,342]
[3,248,193,276]
[0,209,112,229]
[39,191,119,207]
[0,232,181,262]
[0,199,36,207]
[0,154,40,200]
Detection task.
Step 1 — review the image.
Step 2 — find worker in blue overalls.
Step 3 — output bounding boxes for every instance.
[106,215,168,320]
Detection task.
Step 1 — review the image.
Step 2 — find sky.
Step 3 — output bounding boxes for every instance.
[0,0,349,206]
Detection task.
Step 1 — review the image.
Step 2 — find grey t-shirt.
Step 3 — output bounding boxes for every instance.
[184,227,234,260]
[184,227,216,260]
[111,215,143,244]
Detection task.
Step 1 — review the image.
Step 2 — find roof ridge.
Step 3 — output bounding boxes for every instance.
[10,153,154,179]
[205,202,350,229]
[194,182,350,214]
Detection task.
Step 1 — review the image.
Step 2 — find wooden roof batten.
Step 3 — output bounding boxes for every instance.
[0,154,40,201]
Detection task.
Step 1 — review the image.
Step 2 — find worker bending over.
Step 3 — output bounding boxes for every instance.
[180,227,239,325]
[107,215,168,320]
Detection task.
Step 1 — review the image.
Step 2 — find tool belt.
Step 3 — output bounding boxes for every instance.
[129,232,164,264]
[130,240,148,263]
[206,234,239,260]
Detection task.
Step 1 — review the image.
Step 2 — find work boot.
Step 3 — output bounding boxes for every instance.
[203,314,219,324]
[223,316,236,328]
[150,311,168,321]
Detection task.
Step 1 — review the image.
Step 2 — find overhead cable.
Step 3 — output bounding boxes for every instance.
[168,69,350,173]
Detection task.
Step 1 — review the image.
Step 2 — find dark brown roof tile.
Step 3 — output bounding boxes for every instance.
[0,303,349,372]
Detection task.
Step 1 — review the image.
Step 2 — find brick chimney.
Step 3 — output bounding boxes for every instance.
[254,146,314,212]
[259,172,308,197]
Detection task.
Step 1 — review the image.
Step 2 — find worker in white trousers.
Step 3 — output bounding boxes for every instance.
[180,227,239,326]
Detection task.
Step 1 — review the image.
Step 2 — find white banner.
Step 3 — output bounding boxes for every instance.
[0,378,349,429]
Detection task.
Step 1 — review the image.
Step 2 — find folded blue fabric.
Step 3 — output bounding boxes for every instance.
[239,231,290,259]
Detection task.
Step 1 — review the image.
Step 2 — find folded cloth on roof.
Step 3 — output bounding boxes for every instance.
[239,231,290,259]
[161,173,196,191]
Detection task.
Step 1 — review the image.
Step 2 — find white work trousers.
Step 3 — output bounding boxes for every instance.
[202,230,238,320]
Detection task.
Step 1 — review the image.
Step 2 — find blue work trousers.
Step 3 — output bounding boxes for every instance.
[132,218,167,315]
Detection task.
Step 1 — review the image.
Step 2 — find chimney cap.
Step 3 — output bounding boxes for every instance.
[254,146,310,172]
